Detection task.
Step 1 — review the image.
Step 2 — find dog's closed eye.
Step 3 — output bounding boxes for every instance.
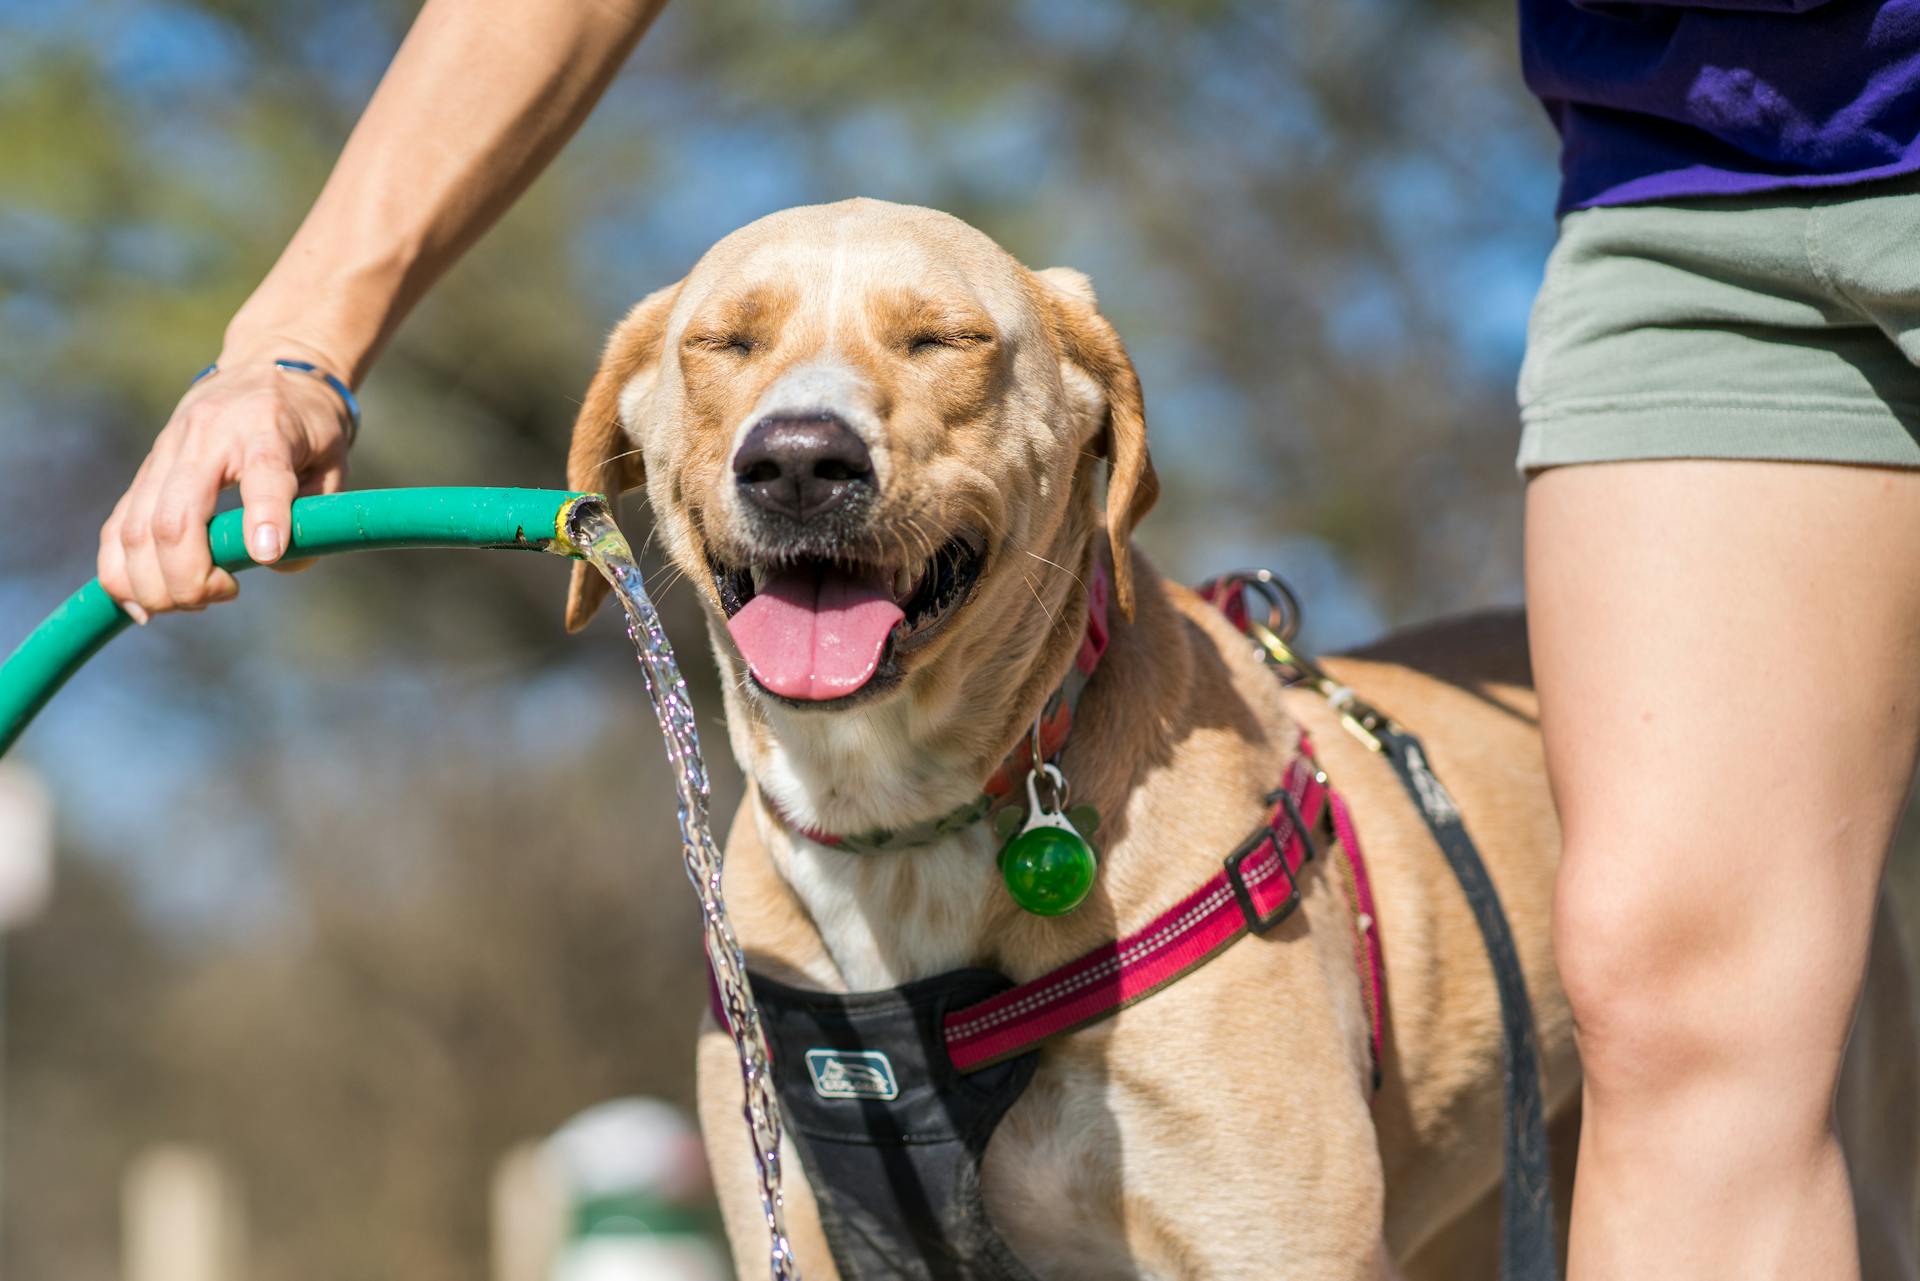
[686,332,759,357]
[906,331,993,356]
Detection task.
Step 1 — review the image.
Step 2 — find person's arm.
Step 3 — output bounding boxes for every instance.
[100,0,669,620]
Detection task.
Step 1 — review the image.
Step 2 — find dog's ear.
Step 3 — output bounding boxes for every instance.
[1035,266,1159,620]
[565,282,683,633]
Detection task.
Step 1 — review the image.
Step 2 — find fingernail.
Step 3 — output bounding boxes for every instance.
[124,603,150,626]
[251,524,281,561]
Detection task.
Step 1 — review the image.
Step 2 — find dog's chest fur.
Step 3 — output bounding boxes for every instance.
[772,824,999,988]
[729,657,1029,987]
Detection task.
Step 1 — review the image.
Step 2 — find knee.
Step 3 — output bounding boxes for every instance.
[1552,828,1864,1117]
[1552,845,1716,1092]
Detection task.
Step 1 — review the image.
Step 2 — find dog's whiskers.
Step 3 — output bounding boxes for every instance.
[889,524,915,586]
[655,564,690,597]
[1023,548,1086,594]
[1022,572,1058,629]
[905,519,937,570]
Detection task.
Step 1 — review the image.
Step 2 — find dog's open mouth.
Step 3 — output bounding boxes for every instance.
[710,535,985,703]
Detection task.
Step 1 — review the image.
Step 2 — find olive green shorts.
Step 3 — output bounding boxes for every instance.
[1517,174,1920,473]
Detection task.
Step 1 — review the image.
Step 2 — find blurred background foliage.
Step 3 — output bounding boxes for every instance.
[0,0,1572,1275]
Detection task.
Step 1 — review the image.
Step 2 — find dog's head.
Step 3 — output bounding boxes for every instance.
[565,199,1156,716]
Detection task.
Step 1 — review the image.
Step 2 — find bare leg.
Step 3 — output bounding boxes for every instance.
[1527,460,1920,1281]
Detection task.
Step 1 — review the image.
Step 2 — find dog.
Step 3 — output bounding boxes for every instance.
[562,198,1918,1279]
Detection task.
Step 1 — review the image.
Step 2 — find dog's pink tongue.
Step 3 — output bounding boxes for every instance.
[727,564,905,701]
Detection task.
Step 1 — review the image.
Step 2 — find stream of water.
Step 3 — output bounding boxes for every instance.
[566,500,799,1281]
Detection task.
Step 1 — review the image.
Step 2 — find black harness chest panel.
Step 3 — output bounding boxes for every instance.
[750,969,1043,1281]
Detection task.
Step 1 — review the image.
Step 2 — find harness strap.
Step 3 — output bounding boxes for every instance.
[1320,749,1386,1091]
[943,745,1384,1084]
[1201,571,1560,1281]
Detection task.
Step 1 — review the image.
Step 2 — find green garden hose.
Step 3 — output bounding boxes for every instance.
[0,486,605,756]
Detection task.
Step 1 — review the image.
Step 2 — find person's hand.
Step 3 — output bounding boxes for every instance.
[98,350,353,622]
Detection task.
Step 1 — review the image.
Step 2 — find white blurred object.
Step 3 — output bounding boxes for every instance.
[0,764,52,931]
[556,1237,731,1281]
[122,1145,245,1281]
[545,1098,728,1281]
[548,1098,712,1206]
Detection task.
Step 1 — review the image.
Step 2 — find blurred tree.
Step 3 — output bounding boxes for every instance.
[0,0,1567,1275]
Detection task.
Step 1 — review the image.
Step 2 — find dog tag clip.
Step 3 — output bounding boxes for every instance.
[998,762,1099,917]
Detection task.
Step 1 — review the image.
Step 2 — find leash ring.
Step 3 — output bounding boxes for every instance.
[1240,569,1303,643]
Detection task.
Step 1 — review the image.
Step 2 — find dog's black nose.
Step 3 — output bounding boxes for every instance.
[733,415,875,522]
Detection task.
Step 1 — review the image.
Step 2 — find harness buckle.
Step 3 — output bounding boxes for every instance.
[1224,789,1315,935]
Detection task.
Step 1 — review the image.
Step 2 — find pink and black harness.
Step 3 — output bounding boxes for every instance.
[723,574,1554,1281]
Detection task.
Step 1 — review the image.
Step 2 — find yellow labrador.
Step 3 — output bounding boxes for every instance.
[563,199,1917,1279]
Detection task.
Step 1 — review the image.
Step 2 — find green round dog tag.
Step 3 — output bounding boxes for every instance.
[1000,824,1098,916]
[998,762,1098,917]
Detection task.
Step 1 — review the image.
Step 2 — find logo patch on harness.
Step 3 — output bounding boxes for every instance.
[805,1049,900,1100]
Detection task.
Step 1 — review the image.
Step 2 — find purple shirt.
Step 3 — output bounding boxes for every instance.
[1521,0,1920,209]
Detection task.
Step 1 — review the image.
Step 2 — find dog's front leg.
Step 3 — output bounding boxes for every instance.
[696,1018,842,1281]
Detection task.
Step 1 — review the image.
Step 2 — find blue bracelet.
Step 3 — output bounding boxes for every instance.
[190,359,362,445]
